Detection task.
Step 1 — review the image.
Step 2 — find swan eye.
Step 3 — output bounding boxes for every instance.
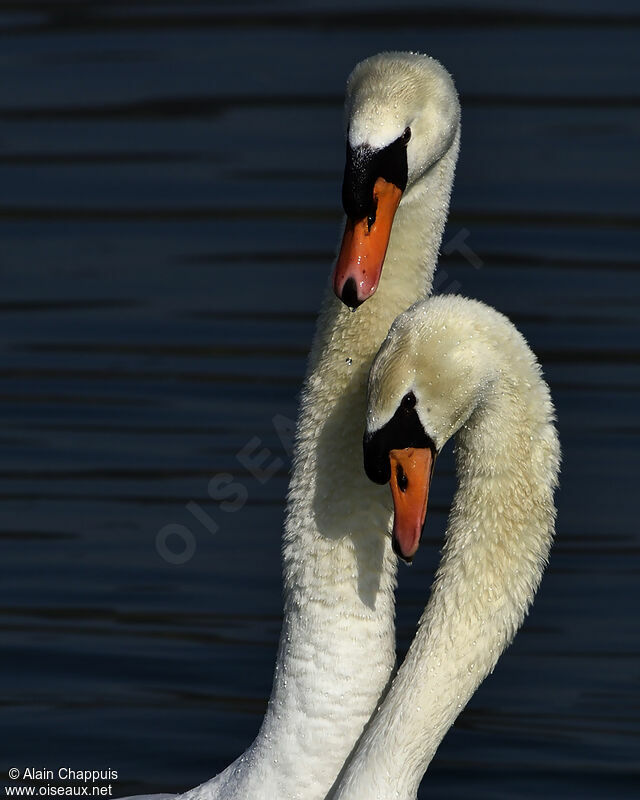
[367,212,375,230]
[401,392,416,409]
[401,127,411,145]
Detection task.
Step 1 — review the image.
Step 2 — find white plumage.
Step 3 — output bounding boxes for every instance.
[122,52,461,800]
[329,295,560,800]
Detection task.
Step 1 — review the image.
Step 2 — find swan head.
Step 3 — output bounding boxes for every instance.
[363,296,498,561]
[333,52,460,309]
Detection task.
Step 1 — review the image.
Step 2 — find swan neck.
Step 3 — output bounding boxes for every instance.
[238,133,460,799]
[192,128,461,800]
[332,365,559,800]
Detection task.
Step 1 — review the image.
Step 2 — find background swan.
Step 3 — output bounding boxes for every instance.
[333,52,461,310]
[330,295,560,800]
[137,52,462,800]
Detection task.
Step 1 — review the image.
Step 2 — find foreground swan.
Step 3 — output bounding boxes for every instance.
[329,295,560,799]
[165,53,462,800]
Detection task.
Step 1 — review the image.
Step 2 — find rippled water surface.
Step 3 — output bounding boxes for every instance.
[2,2,639,798]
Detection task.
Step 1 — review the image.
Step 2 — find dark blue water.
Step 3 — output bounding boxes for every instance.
[1,2,639,798]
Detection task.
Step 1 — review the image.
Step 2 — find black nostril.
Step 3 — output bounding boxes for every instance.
[396,464,408,493]
[341,277,361,310]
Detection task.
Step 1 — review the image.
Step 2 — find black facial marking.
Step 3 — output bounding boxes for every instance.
[363,392,436,485]
[342,134,409,221]
[402,392,416,409]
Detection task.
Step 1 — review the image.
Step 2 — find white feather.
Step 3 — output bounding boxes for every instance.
[119,51,461,800]
[329,296,561,800]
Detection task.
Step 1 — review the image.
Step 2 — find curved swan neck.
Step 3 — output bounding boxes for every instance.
[180,119,460,800]
[232,133,460,800]
[331,341,559,800]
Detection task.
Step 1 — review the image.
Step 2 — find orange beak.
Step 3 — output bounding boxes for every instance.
[333,177,403,308]
[388,447,435,562]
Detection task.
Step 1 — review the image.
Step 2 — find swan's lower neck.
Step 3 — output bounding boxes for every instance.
[331,368,558,800]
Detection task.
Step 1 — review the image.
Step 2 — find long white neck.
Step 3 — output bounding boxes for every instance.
[330,352,559,800]
[180,131,459,800]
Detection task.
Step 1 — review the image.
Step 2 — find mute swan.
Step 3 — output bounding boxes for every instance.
[329,295,560,800]
[333,52,460,309]
[123,52,461,800]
